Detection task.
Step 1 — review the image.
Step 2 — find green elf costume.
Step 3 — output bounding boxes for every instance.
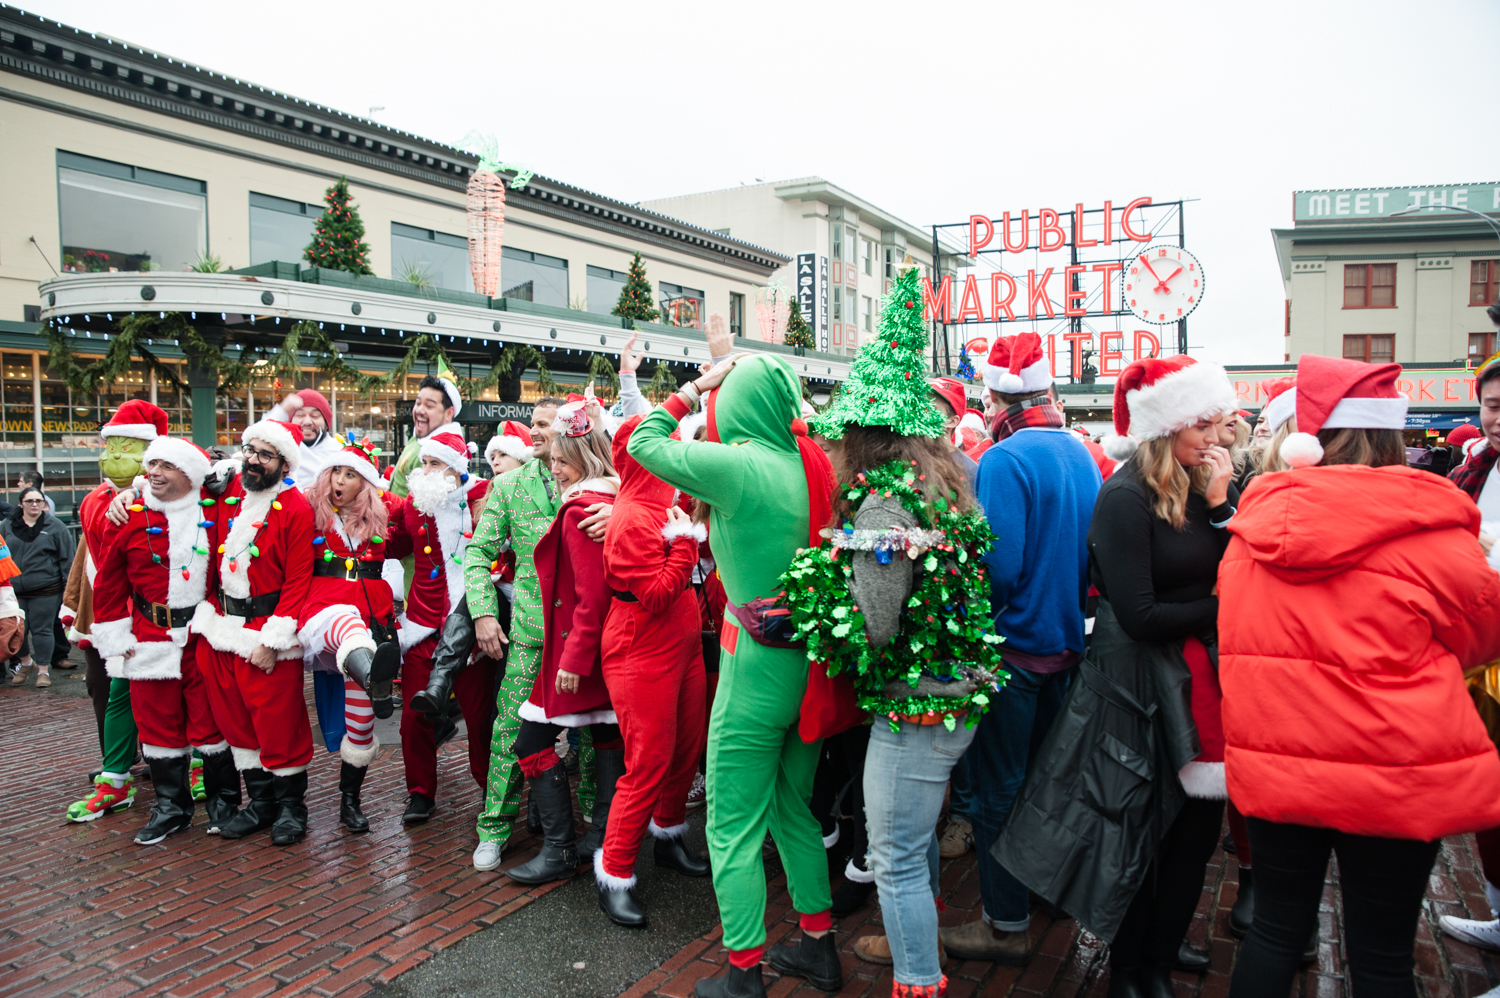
[628,354,847,998]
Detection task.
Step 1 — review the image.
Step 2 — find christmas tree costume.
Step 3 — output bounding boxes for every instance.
[627,354,839,973]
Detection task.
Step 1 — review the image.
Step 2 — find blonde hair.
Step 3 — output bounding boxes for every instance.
[1254,417,1298,475]
[1228,417,1252,477]
[548,427,615,490]
[1132,435,1211,530]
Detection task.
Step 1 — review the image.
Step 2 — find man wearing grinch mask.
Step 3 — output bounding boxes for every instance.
[61,400,169,822]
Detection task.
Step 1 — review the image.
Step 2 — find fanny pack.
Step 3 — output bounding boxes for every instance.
[726,595,801,649]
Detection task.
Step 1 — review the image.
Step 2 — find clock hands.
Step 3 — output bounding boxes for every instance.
[1157,267,1183,293]
[1140,257,1183,294]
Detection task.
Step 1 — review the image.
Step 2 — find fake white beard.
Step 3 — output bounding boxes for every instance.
[407,467,462,517]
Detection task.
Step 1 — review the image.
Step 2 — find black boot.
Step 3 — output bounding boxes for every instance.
[597,867,649,928]
[527,795,542,835]
[402,792,436,824]
[1138,965,1176,998]
[219,768,276,839]
[1172,939,1211,972]
[579,748,624,861]
[1105,967,1146,998]
[767,931,842,992]
[134,754,194,845]
[694,964,766,998]
[343,643,401,720]
[655,829,710,876]
[339,762,369,833]
[506,762,579,884]
[269,771,308,846]
[410,596,474,717]
[200,749,242,835]
[1229,866,1253,938]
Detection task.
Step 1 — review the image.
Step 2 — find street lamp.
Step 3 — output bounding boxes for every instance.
[1389,203,1500,243]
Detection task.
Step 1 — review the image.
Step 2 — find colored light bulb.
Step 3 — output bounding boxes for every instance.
[194,546,207,555]
[345,558,354,570]
[249,545,260,557]
[251,521,263,529]
[323,550,334,562]
[181,569,190,580]
[229,559,238,572]
[313,535,325,545]
[225,497,239,505]
[217,544,225,554]
[418,525,426,534]
[423,545,432,554]
[429,568,439,580]
[151,553,161,564]
[490,561,499,571]
[463,531,472,539]
[199,520,214,528]
[147,526,163,535]
[283,477,294,486]
[371,535,383,544]
[128,504,144,512]
[272,501,283,510]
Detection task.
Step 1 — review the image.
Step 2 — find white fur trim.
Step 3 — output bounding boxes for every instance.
[244,420,301,473]
[85,551,96,588]
[141,487,210,610]
[425,493,472,616]
[517,699,617,727]
[321,451,385,488]
[269,764,308,776]
[649,819,690,840]
[231,746,266,772]
[1320,395,1409,431]
[594,847,638,892]
[561,477,619,503]
[1466,437,1488,459]
[1124,361,1236,442]
[1279,431,1325,469]
[57,603,75,622]
[1178,761,1227,800]
[218,482,289,600]
[101,422,159,441]
[677,411,707,443]
[437,379,462,415]
[984,355,1051,395]
[486,434,532,464]
[823,825,841,849]
[104,656,125,678]
[334,632,378,674]
[661,520,707,543]
[420,437,471,476]
[191,603,303,661]
[1262,387,1297,432]
[142,438,211,486]
[140,743,192,759]
[258,615,299,651]
[397,616,436,651]
[90,616,136,659]
[844,857,875,883]
[1101,434,1139,461]
[121,640,184,680]
[197,740,229,755]
[339,732,379,768]
[298,603,360,666]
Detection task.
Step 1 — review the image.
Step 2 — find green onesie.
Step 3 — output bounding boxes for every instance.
[628,354,830,952]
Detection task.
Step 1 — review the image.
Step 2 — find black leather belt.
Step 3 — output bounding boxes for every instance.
[134,593,194,629]
[219,591,282,618]
[314,559,384,581]
[611,590,638,602]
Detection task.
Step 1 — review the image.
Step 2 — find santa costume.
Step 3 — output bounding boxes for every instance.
[594,415,710,926]
[384,430,497,825]
[192,418,317,846]
[89,436,234,845]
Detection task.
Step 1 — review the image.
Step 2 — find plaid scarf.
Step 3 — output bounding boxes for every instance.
[994,395,1065,441]
[1450,439,1498,500]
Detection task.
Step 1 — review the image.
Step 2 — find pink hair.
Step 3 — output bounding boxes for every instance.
[305,468,388,547]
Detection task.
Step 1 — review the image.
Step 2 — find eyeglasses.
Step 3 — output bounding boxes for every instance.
[242,444,280,464]
[21,499,46,505]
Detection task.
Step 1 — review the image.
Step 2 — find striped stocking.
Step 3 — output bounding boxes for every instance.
[324,612,377,762]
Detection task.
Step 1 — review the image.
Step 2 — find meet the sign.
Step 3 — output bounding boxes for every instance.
[1295,184,1500,222]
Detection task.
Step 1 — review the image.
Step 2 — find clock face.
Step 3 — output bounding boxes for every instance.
[1121,243,1205,325]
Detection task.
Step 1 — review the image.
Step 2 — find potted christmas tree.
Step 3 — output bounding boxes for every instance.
[611,252,659,323]
[783,298,815,355]
[304,176,374,276]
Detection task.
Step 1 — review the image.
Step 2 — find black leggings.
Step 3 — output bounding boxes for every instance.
[1111,796,1225,969]
[810,724,872,866]
[511,719,620,761]
[1230,817,1439,998]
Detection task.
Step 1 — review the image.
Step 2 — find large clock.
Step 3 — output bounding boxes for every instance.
[1121,243,1205,325]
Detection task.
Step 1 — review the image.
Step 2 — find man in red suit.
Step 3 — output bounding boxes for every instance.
[90,436,235,846]
[191,418,317,846]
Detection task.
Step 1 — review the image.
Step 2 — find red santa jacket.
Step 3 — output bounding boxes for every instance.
[77,481,119,589]
[90,484,213,680]
[191,475,315,662]
[1220,464,1500,841]
[297,490,402,655]
[385,477,488,648]
[605,417,701,615]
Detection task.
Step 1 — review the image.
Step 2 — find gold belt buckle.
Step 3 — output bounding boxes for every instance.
[151,603,171,628]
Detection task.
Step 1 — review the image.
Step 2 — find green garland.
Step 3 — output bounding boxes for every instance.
[779,460,1007,731]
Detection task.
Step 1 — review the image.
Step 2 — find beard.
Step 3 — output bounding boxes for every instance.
[408,467,460,517]
[242,461,281,492]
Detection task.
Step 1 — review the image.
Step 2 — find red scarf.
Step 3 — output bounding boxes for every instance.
[994,395,1066,441]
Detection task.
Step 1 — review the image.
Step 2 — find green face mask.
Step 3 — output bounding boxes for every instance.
[99,436,148,489]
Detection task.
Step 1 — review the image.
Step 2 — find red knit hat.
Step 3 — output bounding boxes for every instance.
[420,430,475,480]
[1447,422,1482,450]
[983,332,1050,394]
[1278,354,1408,468]
[1103,355,1236,460]
[101,399,168,441]
[929,378,968,419]
[485,420,534,464]
[291,388,333,432]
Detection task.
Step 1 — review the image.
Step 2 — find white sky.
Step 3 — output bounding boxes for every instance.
[23,0,1500,367]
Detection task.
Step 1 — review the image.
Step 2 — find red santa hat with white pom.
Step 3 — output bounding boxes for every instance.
[420,430,477,482]
[1277,355,1408,468]
[983,332,1051,394]
[484,420,534,465]
[1102,355,1237,461]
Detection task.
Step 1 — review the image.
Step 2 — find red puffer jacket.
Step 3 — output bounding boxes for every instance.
[1219,464,1500,841]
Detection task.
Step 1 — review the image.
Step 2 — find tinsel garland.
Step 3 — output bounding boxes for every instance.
[779,460,1007,731]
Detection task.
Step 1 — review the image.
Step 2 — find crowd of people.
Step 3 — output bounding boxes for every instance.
[16,282,1500,998]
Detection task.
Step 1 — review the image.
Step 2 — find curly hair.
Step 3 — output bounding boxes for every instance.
[305,468,388,547]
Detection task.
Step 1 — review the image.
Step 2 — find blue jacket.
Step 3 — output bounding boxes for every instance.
[975,427,1101,657]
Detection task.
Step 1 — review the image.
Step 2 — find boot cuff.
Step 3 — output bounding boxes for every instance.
[141,743,192,759]
[594,848,638,891]
[648,818,690,840]
[339,733,379,768]
[335,632,379,673]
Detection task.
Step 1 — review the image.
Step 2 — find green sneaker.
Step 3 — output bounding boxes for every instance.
[66,777,136,822]
[190,755,206,801]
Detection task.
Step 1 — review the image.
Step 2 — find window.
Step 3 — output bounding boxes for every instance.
[863,296,873,332]
[863,239,875,277]
[1471,333,1496,362]
[1343,263,1396,308]
[586,265,627,315]
[832,287,843,323]
[1343,334,1395,364]
[391,222,470,291]
[884,248,894,279]
[499,246,568,307]
[831,224,843,263]
[729,293,744,337]
[1472,261,1500,306]
[57,151,207,273]
[249,192,321,266]
[659,282,705,329]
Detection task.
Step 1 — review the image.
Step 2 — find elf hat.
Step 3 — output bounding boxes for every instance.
[101,399,168,441]
[243,418,302,473]
[421,430,476,480]
[1102,355,1236,461]
[432,358,464,414]
[983,332,1050,394]
[1259,377,1299,433]
[1279,354,1408,468]
[485,421,534,464]
[141,436,212,486]
[929,378,968,418]
[322,433,385,488]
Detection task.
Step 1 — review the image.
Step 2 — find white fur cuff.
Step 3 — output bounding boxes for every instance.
[844,857,875,883]
[141,743,192,759]
[121,641,183,681]
[649,819,690,840]
[335,633,378,673]
[1178,761,1227,800]
[594,847,638,892]
[231,746,266,772]
[339,733,379,768]
[258,615,299,651]
[661,520,708,544]
[196,740,230,755]
[89,616,136,659]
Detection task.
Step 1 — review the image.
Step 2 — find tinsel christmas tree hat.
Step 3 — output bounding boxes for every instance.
[810,268,946,440]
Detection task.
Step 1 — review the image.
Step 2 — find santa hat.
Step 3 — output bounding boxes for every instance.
[323,432,385,488]
[983,332,1050,394]
[485,421,534,464]
[242,418,302,473]
[929,378,968,418]
[1258,376,1298,433]
[1102,355,1236,461]
[291,388,333,432]
[1278,354,1409,469]
[1446,422,1482,453]
[141,436,212,486]
[421,430,476,481]
[101,399,168,441]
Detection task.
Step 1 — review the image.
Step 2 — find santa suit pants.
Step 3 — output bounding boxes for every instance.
[197,641,314,773]
[129,634,224,755]
[399,635,499,798]
[599,596,706,881]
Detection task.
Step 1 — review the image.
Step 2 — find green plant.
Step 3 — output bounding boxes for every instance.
[645,360,676,402]
[569,295,589,311]
[399,260,435,289]
[611,252,659,323]
[190,252,224,274]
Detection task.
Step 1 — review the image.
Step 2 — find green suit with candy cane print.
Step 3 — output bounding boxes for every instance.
[627,355,830,953]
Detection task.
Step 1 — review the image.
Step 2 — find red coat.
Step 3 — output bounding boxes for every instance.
[1219,464,1500,841]
[527,485,616,724]
[385,479,488,647]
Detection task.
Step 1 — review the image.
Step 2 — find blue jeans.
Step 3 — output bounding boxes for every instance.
[969,662,1071,930]
[947,752,973,820]
[864,718,977,987]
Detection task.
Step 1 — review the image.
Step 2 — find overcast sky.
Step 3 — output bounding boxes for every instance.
[24,0,1499,367]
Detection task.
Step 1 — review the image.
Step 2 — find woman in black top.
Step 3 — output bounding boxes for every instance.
[7,486,76,688]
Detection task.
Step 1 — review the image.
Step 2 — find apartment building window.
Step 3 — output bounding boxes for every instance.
[863,296,873,332]
[884,248,894,279]
[1471,333,1496,362]
[729,293,744,337]
[57,151,207,273]
[586,265,627,315]
[863,240,875,276]
[1343,334,1395,364]
[831,225,844,263]
[832,287,843,322]
[250,192,321,266]
[499,246,568,307]
[1472,261,1500,306]
[1343,263,1396,308]
[659,282,705,329]
[391,222,470,292]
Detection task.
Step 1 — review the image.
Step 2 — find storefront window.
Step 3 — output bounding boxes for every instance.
[586,265,627,315]
[500,247,569,307]
[250,192,321,266]
[57,151,207,273]
[2,355,35,480]
[659,282,704,330]
[391,222,471,292]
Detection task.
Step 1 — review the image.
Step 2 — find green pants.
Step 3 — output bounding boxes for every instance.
[102,678,137,777]
[707,638,829,951]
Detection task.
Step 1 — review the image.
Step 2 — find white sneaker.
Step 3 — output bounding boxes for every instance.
[1440,914,1500,953]
[472,841,503,871]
